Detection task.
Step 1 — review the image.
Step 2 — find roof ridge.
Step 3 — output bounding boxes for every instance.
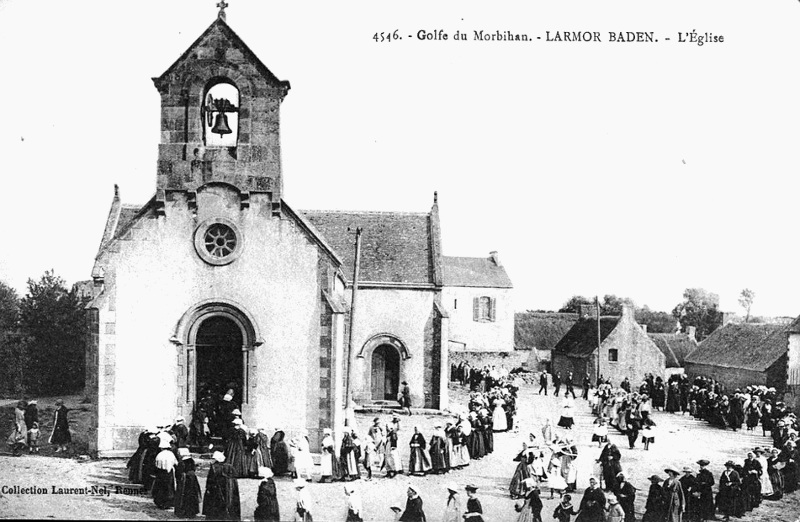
[300,209,429,216]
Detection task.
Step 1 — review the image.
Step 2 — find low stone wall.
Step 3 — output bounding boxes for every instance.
[449,349,529,370]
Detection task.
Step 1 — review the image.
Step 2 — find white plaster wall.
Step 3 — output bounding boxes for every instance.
[441,286,514,352]
[348,288,435,407]
[788,333,800,385]
[95,186,324,453]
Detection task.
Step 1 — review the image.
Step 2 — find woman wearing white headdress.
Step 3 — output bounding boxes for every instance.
[443,483,461,522]
[345,483,364,521]
[557,398,575,429]
[492,396,508,432]
[293,478,312,521]
[152,437,178,509]
[293,431,314,481]
[319,428,340,482]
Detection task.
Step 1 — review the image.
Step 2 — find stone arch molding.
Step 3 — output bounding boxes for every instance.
[358,333,410,360]
[172,298,264,348]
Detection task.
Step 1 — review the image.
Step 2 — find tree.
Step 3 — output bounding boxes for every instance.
[559,295,593,313]
[738,288,756,323]
[636,305,679,334]
[18,270,87,395]
[0,280,19,331]
[599,294,635,316]
[672,288,723,341]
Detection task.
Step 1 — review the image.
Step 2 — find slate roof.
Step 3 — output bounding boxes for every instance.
[515,312,578,351]
[648,333,697,368]
[302,210,434,285]
[553,317,621,359]
[114,205,145,240]
[684,323,790,372]
[442,256,512,289]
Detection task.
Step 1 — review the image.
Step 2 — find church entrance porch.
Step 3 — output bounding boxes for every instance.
[371,344,400,401]
[195,315,243,438]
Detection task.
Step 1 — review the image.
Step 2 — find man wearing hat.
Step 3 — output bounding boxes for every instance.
[463,484,484,522]
[399,381,412,415]
[642,475,665,522]
[718,460,742,521]
[695,459,716,521]
[662,466,685,522]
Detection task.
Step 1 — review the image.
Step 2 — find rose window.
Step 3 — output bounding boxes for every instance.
[204,223,237,259]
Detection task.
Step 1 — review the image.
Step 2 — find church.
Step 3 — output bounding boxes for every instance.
[84,8,513,457]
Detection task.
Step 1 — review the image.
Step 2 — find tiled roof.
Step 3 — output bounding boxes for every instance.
[302,210,433,285]
[648,333,697,368]
[515,312,578,351]
[443,256,513,289]
[684,323,789,371]
[553,317,621,358]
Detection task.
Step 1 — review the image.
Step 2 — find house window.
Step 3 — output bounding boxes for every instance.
[608,349,619,362]
[454,299,457,310]
[473,296,496,322]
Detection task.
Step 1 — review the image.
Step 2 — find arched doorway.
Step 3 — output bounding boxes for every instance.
[371,344,400,401]
[195,315,244,403]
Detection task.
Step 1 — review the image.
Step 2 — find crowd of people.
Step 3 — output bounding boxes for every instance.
[571,369,800,521]
[5,398,71,455]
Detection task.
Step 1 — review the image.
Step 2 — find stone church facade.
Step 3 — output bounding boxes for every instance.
[84,15,508,457]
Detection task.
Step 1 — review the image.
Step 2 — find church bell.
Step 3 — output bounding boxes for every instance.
[211,113,232,136]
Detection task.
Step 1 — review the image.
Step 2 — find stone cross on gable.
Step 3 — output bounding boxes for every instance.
[217,0,229,20]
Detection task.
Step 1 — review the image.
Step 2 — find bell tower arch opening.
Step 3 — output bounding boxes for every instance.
[202,80,239,147]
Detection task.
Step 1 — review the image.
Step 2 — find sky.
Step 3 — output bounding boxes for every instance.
[0,0,798,317]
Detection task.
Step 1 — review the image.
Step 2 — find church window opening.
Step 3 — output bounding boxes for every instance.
[473,296,496,322]
[204,223,237,258]
[194,217,243,266]
[608,349,619,362]
[202,82,239,147]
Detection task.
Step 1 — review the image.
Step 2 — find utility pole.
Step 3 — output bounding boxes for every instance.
[344,227,362,427]
[595,295,601,385]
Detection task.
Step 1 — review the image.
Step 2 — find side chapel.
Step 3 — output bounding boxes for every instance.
[85,9,511,456]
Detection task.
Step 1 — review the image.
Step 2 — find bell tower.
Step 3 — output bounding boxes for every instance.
[152,6,290,213]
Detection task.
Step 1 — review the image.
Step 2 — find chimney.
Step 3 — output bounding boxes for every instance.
[489,251,501,267]
[640,323,648,334]
[686,326,696,342]
[621,303,635,320]
[579,303,598,319]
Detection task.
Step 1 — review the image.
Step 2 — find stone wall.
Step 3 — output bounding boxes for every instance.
[89,186,340,456]
[448,349,529,372]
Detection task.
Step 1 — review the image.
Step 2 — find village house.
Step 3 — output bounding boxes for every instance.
[83,12,509,456]
[684,322,792,394]
[551,305,666,386]
[648,327,698,377]
[514,312,579,372]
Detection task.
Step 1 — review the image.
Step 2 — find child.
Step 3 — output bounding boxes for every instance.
[553,494,578,522]
[591,417,608,447]
[641,418,656,450]
[28,422,40,454]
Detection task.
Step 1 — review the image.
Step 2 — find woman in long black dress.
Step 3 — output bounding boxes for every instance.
[175,448,202,518]
[152,440,177,509]
[717,461,742,521]
[253,467,279,522]
[695,459,716,520]
[224,419,249,478]
[49,399,71,453]
[742,452,762,511]
[270,430,290,476]
[203,451,241,521]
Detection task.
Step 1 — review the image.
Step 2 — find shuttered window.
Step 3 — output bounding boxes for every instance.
[473,296,496,323]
